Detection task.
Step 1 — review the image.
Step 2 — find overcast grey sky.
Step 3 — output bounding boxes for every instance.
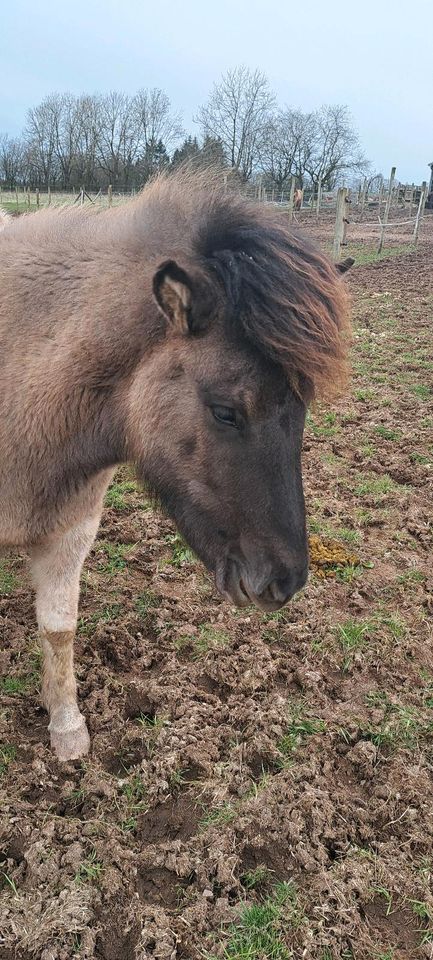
[1,0,432,183]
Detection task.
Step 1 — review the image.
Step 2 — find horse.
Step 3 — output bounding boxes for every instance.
[0,170,352,761]
[293,188,304,211]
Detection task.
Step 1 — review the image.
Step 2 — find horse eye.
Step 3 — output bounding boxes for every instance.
[211,405,238,427]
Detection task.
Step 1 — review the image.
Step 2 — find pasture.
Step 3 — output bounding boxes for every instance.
[1,214,432,960]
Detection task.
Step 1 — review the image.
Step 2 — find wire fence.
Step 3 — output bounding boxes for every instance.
[1,165,429,260]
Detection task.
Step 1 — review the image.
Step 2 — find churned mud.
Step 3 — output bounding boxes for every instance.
[1,218,432,960]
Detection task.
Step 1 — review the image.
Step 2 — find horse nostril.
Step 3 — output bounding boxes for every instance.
[269,578,291,604]
[269,566,309,605]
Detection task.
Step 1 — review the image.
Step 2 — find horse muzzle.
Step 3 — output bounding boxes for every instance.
[215,556,308,611]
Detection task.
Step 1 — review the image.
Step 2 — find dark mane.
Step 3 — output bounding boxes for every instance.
[187,179,350,401]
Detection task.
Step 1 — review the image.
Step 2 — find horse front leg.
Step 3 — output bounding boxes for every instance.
[29,515,101,761]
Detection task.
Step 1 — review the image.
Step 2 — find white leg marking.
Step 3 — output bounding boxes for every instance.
[30,516,100,761]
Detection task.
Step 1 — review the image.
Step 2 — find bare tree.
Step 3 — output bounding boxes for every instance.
[74,95,103,190]
[304,105,368,190]
[0,134,25,187]
[5,88,369,196]
[25,96,59,187]
[95,91,139,187]
[260,109,315,191]
[134,89,183,153]
[132,88,183,182]
[196,66,275,180]
[260,104,367,193]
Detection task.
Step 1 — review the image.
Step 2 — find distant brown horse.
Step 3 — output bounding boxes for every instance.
[294,188,304,211]
[0,171,351,760]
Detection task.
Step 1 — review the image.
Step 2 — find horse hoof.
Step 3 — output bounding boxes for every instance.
[50,718,90,761]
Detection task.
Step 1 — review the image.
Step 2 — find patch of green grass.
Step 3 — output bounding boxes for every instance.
[336,619,371,667]
[168,767,188,791]
[165,532,196,567]
[355,508,375,527]
[0,647,41,697]
[120,773,146,804]
[410,900,433,945]
[240,866,272,891]
[0,676,28,695]
[354,388,375,402]
[118,774,147,832]
[335,527,361,546]
[362,692,433,750]
[134,590,160,618]
[196,624,230,654]
[96,541,134,574]
[277,706,325,766]
[175,623,230,659]
[1,872,18,895]
[409,384,431,401]
[354,474,400,499]
[326,612,404,670]
[374,612,405,640]
[74,850,103,884]
[206,882,305,960]
[371,885,394,916]
[78,603,123,635]
[373,426,401,441]
[334,562,365,584]
[308,520,361,547]
[421,675,433,709]
[63,786,86,810]
[397,568,425,585]
[410,452,431,465]
[0,559,18,595]
[200,803,237,831]
[2,200,40,213]
[0,744,17,775]
[135,712,165,732]
[344,243,412,266]
[307,410,339,438]
[104,480,137,510]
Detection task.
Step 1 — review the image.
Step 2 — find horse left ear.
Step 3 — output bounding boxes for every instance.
[336,257,355,274]
[153,260,193,333]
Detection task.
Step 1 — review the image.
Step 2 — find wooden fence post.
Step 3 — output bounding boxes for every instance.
[333,186,348,259]
[316,177,322,219]
[377,166,396,254]
[408,185,414,218]
[413,181,427,246]
[26,187,31,208]
[15,187,19,209]
[288,177,295,222]
[359,177,368,221]
[108,184,113,207]
[36,188,40,208]
[48,186,51,206]
[378,177,384,212]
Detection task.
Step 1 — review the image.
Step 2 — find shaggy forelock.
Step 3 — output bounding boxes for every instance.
[191,190,350,401]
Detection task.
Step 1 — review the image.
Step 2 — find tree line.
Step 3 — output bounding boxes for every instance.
[0,67,368,193]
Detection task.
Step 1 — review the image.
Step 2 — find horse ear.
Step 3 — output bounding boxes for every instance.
[153,260,193,333]
[336,257,355,274]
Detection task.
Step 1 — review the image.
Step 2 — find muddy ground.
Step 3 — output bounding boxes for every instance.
[1,218,432,960]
